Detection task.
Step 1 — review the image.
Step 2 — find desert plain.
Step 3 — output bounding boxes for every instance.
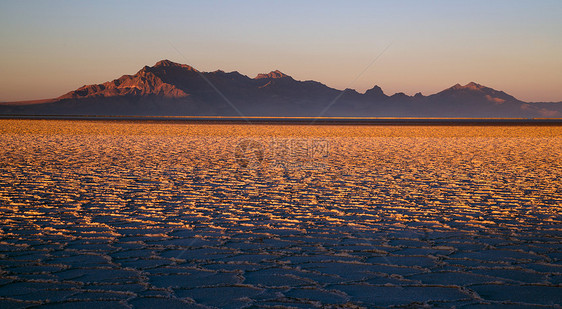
[0,120,561,308]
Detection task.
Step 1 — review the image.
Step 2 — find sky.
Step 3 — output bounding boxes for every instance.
[1,0,561,102]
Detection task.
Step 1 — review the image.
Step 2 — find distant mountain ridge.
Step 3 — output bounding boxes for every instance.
[1,59,561,117]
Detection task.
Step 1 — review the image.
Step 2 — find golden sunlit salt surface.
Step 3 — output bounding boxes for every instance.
[0,120,561,308]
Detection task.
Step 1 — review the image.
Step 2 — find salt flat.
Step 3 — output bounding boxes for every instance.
[0,120,561,308]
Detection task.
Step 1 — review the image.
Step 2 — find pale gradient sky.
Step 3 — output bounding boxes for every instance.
[1,0,561,102]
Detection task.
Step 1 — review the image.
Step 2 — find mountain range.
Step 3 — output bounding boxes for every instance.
[1,59,561,118]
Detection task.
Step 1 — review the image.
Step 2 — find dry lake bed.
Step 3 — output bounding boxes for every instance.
[0,120,561,308]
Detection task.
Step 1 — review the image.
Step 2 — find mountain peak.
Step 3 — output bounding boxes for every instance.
[153,59,197,71]
[364,85,387,98]
[154,59,179,67]
[450,82,485,91]
[434,81,521,105]
[465,82,485,90]
[255,70,290,79]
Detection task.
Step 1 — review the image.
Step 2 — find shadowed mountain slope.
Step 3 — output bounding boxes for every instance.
[1,60,561,117]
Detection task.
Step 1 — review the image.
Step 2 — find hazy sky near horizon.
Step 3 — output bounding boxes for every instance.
[1,0,561,102]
